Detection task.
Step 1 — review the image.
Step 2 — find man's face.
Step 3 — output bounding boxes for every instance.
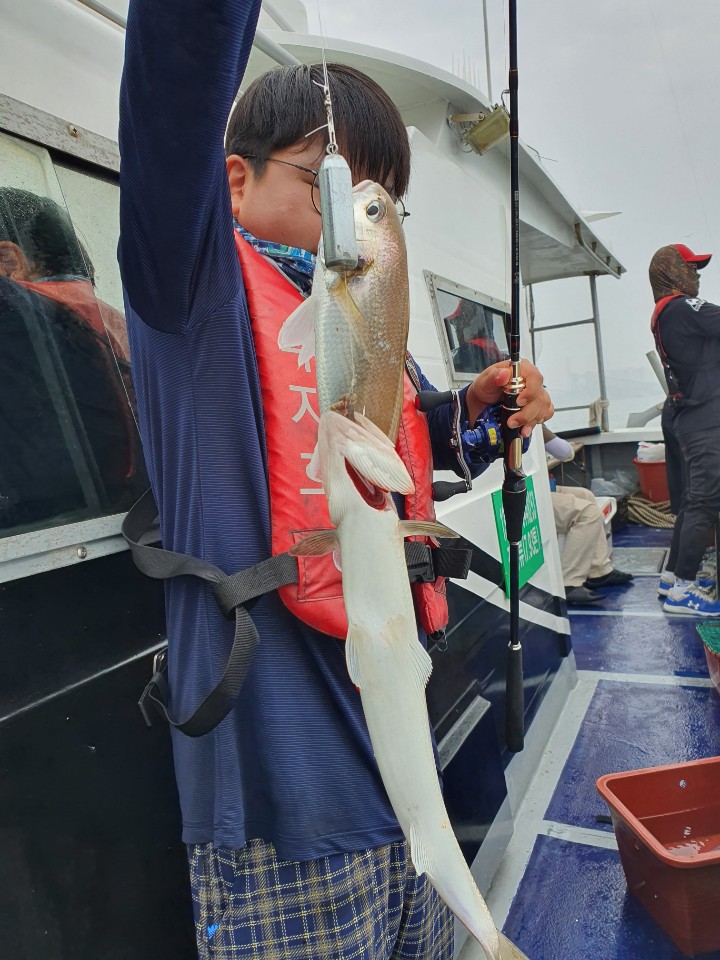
[689,263,701,298]
[227,140,327,254]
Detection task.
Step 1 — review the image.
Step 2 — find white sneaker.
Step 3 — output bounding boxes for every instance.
[658,571,675,597]
[664,582,720,617]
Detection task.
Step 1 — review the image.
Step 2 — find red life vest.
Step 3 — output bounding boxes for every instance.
[651,294,683,401]
[650,294,682,346]
[236,233,449,640]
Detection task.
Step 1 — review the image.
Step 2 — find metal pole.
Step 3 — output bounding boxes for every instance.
[262,1,294,31]
[482,0,493,101]
[646,350,669,394]
[76,0,127,28]
[589,273,610,431]
[252,29,301,65]
[75,0,302,67]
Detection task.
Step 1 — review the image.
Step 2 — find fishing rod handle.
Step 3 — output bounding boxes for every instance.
[501,479,526,545]
[415,390,454,412]
[501,370,526,474]
[505,641,525,752]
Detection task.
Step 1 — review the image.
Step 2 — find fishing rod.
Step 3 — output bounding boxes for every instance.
[502,0,527,754]
[416,0,526,753]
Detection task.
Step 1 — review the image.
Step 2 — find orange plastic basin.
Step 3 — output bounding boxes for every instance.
[597,757,720,956]
[633,457,670,503]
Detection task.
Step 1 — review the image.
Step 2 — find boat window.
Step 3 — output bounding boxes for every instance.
[0,131,147,542]
[425,271,510,386]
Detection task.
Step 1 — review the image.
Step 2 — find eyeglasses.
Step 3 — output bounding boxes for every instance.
[242,156,410,223]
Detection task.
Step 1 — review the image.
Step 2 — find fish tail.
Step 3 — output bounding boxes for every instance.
[498,932,530,960]
[456,930,529,960]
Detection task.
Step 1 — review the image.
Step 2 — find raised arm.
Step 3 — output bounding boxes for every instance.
[118,0,262,333]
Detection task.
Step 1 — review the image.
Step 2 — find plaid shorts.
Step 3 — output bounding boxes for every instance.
[188,838,454,960]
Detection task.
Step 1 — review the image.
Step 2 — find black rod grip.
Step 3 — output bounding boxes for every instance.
[505,539,525,752]
[505,642,525,752]
[416,390,454,412]
[501,480,527,544]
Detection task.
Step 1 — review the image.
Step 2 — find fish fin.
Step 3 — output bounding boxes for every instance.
[306,444,322,483]
[321,411,412,494]
[384,612,434,691]
[345,623,365,688]
[345,438,413,495]
[289,531,338,557]
[399,520,461,540]
[408,635,433,691]
[278,296,316,365]
[340,418,413,495]
[409,822,434,877]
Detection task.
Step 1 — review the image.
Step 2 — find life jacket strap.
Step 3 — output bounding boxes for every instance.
[124,489,471,737]
[405,539,472,583]
[123,489,298,737]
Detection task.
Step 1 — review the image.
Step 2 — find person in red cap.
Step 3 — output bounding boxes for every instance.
[649,243,720,616]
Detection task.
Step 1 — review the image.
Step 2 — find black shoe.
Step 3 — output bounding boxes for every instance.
[565,586,603,605]
[584,569,634,589]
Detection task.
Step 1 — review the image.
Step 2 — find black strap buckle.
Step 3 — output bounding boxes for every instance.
[138,647,169,728]
[405,542,436,583]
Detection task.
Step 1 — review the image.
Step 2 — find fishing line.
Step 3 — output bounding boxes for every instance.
[312,0,362,410]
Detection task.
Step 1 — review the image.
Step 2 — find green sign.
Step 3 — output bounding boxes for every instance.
[491,474,545,595]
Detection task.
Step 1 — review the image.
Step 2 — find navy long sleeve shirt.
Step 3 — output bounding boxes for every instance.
[119,0,492,856]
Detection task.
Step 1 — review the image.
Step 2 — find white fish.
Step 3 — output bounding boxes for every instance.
[292,411,529,960]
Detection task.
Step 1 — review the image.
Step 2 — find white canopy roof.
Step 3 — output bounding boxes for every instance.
[244,32,625,284]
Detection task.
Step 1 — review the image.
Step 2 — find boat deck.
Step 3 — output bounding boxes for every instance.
[487,524,720,959]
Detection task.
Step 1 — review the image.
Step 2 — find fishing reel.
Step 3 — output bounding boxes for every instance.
[417,388,505,501]
[461,411,503,466]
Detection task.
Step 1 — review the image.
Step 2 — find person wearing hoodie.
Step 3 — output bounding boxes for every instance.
[649,243,720,616]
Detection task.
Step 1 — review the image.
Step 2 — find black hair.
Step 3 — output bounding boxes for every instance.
[226,63,410,198]
[0,187,93,280]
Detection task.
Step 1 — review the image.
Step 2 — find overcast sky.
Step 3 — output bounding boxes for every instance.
[304,0,720,430]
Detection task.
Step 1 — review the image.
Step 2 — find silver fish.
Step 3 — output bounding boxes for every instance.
[292,411,529,960]
[278,180,408,443]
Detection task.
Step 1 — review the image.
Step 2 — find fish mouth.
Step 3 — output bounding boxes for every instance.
[345,462,387,510]
[348,253,373,275]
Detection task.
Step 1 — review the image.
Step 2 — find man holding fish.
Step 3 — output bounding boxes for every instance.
[119,1,552,957]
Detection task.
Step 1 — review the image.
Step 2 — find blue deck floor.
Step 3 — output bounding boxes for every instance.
[491,524,720,959]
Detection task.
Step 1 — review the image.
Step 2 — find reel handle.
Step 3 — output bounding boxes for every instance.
[432,480,471,502]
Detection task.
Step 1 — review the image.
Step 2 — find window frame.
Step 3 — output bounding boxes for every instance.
[0,95,140,582]
[424,269,510,388]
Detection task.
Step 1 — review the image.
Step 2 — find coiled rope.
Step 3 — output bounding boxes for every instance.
[626,495,675,529]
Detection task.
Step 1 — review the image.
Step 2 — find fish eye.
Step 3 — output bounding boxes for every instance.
[365,198,387,223]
